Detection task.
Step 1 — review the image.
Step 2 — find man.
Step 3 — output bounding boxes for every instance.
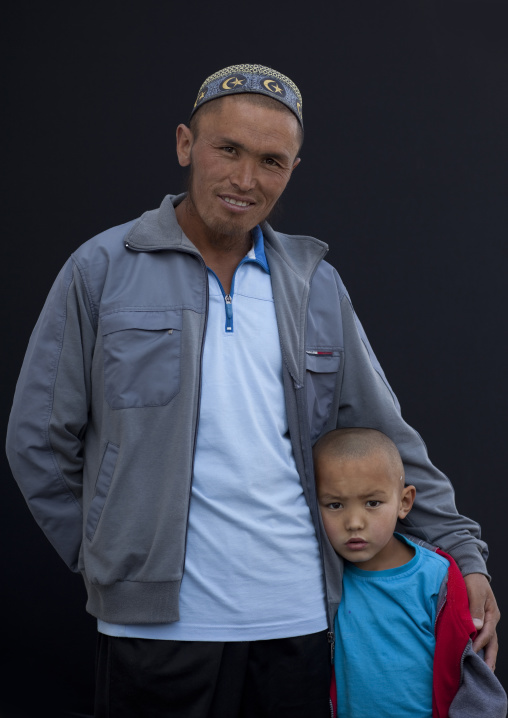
[6,64,499,717]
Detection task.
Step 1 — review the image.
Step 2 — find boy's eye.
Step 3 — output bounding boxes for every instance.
[327,502,343,510]
[366,500,381,508]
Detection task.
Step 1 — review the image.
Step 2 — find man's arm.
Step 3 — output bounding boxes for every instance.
[6,257,96,571]
[331,279,499,661]
[335,287,488,573]
[464,573,500,668]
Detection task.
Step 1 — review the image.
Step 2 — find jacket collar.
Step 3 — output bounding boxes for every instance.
[124,194,196,253]
[125,194,329,268]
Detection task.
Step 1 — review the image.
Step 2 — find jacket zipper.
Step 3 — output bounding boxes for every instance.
[280,247,336,661]
[184,255,209,565]
[302,262,335,656]
[328,629,335,662]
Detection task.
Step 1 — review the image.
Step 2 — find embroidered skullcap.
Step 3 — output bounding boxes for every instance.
[190,63,303,128]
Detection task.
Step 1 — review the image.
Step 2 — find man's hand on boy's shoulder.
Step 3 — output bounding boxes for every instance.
[464,573,500,671]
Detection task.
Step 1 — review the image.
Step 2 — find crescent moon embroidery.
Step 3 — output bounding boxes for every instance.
[263,79,283,94]
[194,90,206,107]
[222,76,245,90]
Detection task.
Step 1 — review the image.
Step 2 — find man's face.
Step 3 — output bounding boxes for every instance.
[176,96,301,241]
[316,451,415,571]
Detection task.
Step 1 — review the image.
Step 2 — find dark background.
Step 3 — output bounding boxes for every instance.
[3,2,507,715]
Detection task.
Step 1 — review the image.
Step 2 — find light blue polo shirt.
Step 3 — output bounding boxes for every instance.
[99,226,327,641]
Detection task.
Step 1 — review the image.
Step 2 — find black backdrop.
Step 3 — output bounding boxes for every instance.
[3,2,507,716]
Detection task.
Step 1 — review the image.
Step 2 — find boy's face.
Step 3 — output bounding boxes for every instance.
[316,450,415,571]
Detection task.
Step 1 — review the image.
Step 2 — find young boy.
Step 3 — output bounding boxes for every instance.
[314,427,506,718]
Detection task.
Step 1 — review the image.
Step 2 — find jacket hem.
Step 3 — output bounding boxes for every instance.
[83,576,182,624]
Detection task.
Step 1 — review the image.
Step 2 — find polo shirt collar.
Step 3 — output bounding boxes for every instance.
[246,225,270,274]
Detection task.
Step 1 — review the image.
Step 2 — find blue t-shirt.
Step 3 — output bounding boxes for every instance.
[334,535,449,718]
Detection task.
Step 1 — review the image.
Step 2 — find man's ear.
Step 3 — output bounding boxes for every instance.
[398,485,416,519]
[292,157,301,171]
[176,124,193,167]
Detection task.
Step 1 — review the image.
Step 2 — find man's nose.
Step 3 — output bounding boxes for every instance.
[230,159,257,191]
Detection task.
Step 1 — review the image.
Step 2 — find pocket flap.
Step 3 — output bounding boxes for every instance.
[305,350,341,373]
[101,309,182,336]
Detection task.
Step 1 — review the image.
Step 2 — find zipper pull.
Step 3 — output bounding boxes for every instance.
[224,294,233,332]
[327,630,335,662]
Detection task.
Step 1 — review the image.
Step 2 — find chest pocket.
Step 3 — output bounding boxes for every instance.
[101,309,182,409]
[306,348,342,443]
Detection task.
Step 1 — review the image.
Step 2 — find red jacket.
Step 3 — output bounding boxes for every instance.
[330,549,506,718]
[433,548,476,716]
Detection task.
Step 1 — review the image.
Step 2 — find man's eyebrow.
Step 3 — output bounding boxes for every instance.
[215,136,244,149]
[216,136,291,163]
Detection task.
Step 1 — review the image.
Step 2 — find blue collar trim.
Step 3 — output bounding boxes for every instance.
[247,225,270,274]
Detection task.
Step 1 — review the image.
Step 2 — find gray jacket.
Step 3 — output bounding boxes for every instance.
[6,194,488,628]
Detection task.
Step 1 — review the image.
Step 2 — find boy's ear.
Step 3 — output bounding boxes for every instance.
[398,485,416,519]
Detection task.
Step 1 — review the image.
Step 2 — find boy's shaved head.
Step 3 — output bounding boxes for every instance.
[313,427,404,480]
[314,428,416,570]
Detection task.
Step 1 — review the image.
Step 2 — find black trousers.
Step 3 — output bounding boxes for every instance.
[94,630,331,718]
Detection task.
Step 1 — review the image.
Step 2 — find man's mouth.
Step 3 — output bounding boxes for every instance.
[219,194,255,209]
[223,197,250,207]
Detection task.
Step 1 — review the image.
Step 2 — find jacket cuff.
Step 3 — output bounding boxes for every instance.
[448,543,490,581]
